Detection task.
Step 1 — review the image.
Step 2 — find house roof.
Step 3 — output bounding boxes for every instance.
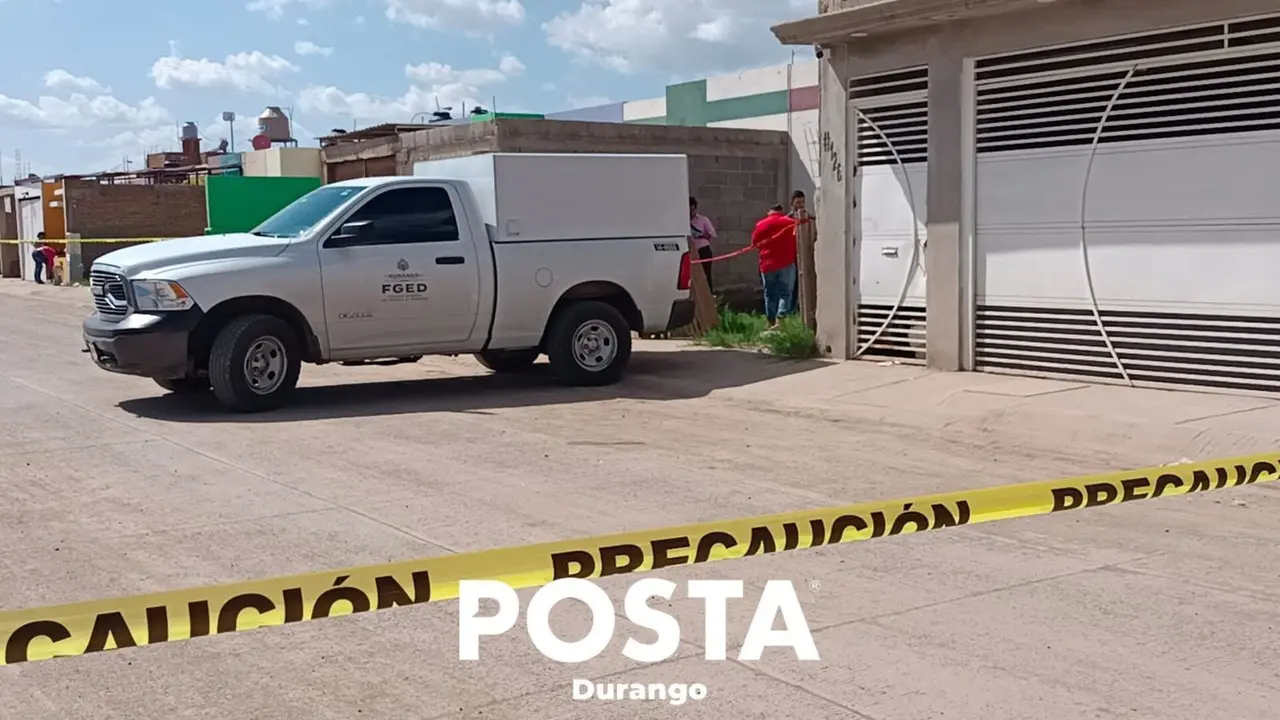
[772,0,1056,45]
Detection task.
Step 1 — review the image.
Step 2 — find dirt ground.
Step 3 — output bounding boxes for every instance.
[1,279,1278,720]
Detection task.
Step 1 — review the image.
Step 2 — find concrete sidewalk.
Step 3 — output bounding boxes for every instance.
[1,280,1277,720]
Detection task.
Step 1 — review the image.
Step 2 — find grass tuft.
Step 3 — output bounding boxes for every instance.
[696,308,819,358]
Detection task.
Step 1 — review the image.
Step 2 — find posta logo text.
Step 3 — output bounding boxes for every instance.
[458,578,819,663]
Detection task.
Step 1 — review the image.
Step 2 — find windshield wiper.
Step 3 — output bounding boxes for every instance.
[251,231,287,237]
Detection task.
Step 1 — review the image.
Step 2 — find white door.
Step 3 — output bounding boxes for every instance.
[850,67,929,361]
[17,192,43,280]
[319,184,481,354]
[972,14,1280,394]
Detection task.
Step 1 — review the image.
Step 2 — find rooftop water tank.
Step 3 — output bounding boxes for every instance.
[180,122,199,140]
[258,106,293,142]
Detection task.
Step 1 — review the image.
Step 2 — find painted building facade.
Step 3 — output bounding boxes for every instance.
[546,60,822,203]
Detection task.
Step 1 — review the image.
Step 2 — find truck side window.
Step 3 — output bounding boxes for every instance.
[344,186,459,245]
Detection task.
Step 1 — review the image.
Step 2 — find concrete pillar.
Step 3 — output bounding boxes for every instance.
[924,46,965,371]
[814,44,853,359]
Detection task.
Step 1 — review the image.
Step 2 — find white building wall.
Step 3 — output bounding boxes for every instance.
[622,97,665,121]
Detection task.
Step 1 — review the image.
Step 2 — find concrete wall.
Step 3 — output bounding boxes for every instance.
[814,0,1280,369]
[545,103,625,123]
[321,119,792,294]
[243,148,322,178]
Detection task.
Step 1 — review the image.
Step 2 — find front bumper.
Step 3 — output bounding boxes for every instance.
[665,298,696,331]
[82,308,203,379]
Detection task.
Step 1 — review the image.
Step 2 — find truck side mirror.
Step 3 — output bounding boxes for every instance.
[331,220,375,246]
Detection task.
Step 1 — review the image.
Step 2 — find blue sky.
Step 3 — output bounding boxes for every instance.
[0,0,810,177]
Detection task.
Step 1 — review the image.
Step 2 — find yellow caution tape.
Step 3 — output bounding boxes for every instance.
[1,452,1275,665]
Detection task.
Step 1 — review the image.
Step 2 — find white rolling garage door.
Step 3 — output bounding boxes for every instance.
[850,67,929,360]
[972,14,1280,394]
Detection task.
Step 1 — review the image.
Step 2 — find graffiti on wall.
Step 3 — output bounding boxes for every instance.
[821,130,844,183]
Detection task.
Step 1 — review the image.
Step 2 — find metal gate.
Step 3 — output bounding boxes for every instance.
[850,67,929,361]
[972,13,1280,394]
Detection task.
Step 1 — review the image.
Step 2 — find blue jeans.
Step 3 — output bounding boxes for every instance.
[31,250,45,283]
[762,264,797,322]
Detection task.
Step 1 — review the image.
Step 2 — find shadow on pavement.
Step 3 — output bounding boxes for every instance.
[117,348,829,423]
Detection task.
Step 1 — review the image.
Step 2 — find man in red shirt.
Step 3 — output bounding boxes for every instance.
[750,204,798,329]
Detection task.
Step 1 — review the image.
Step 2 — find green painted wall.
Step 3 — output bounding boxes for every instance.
[665,80,709,126]
[630,82,795,127]
[205,176,322,235]
[703,91,789,123]
[469,111,545,122]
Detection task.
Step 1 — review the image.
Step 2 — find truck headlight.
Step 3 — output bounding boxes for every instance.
[131,280,194,311]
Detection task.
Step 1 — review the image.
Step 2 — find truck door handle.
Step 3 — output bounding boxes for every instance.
[436,256,465,265]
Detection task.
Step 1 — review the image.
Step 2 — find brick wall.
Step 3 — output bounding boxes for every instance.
[63,180,208,278]
[64,180,207,239]
[684,154,786,296]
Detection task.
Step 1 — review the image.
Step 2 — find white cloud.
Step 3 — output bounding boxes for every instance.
[497,54,524,76]
[544,0,810,76]
[43,69,111,94]
[0,93,169,129]
[97,125,182,155]
[246,0,331,20]
[300,55,523,124]
[403,54,521,85]
[294,40,333,56]
[151,50,299,95]
[355,14,366,23]
[384,0,524,32]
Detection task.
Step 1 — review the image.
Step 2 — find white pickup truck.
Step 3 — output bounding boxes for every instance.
[82,152,695,412]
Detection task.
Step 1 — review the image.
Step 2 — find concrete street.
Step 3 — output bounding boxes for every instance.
[1,279,1278,719]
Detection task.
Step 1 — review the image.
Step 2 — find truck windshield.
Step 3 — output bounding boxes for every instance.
[251,185,368,238]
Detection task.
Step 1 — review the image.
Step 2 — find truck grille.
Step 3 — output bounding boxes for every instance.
[90,270,129,318]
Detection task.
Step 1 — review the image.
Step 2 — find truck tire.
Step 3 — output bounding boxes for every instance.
[154,377,209,394]
[546,301,632,386]
[207,314,302,412]
[475,349,539,373]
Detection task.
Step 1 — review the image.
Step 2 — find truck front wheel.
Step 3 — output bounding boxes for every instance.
[546,301,632,386]
[207,314,302,412]
[475,349,540,373]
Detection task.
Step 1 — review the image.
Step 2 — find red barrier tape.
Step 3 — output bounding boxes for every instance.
[690,245,755,264]
[690,219,807,264]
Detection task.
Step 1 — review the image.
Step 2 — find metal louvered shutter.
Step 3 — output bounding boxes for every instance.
[972,13,1280,395]
[850,67,929,361]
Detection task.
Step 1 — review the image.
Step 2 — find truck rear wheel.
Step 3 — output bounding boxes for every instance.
[546,301,631,386]
[208,314,301,412]
[154,377,210,395]
[475,349,540,373]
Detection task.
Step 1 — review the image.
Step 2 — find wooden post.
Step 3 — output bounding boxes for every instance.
[796,209,817,332]
[686,237,719,335]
